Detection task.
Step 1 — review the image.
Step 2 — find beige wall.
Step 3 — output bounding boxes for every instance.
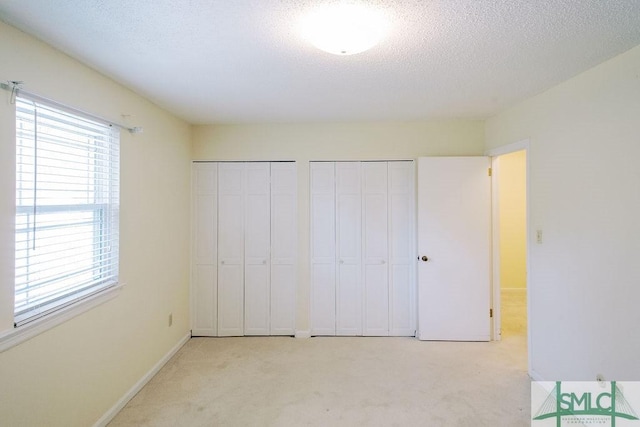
[0,22,192,426]
[193,121,485,332]
[498,150,527,289]
[486,44,640,380]
[7,7,639,420]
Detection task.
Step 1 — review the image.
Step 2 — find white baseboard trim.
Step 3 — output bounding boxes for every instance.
[530,368,545,382]
[295,330,311,339]
[93,333,190,427]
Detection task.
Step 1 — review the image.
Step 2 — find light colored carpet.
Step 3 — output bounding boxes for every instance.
[501,288,527,337]
[108,333,530,426]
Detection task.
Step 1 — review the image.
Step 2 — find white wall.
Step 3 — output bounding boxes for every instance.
[486,44,640,380]
[0,22,192,426]
[498,150,527,289]
[193,121,485,332]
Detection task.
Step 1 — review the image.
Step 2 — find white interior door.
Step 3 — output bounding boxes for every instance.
[218,163,245,336]
[269,162,297,335]
[191,163,218,336]
[362,162,389,336]
[244,163,271,335]
[336,162,362,336]
[310,162,336,335]
[417,157,491,341]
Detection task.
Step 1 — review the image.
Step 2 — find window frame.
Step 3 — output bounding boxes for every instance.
[0,284,122,352]
[0,95,122,351]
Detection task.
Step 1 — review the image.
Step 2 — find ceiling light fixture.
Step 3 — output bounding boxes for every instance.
[300,3,389,56]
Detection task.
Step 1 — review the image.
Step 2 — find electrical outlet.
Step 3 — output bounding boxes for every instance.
[536,230,543,244]
[168,313,173,327]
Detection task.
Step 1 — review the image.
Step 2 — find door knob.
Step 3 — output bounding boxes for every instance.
[421,256,429,262]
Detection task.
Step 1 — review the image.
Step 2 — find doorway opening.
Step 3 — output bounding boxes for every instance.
[489,141,529,371]
[496,150,527,337]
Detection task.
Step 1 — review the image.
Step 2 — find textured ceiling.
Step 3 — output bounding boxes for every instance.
[1,0,640,124]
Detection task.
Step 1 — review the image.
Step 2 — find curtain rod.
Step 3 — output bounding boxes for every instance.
[1,81,143,134]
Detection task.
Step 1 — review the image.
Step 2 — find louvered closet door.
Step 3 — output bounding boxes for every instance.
[362,162,390,336]
[310,162,336,336]
[244,163,271,335]
[270,162,297,335]
[336,162,362,336]
[191,163,218,336]
[218,163,245,336]
[389,161,416,336]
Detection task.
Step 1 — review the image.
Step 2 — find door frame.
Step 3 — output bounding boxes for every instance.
[485,139,531,370]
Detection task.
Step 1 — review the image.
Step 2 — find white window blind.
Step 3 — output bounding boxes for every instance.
[14,96,120,327]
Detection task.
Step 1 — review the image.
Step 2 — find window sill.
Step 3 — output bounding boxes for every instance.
[0,283,124,353]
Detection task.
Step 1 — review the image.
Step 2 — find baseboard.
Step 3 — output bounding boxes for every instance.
[501,287,527,293]
[530,368,545,381]
[295,330,311,339]
[93,333,191,427]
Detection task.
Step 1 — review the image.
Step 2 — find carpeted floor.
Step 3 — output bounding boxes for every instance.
[109,323,529,426]
[501,288,527,337]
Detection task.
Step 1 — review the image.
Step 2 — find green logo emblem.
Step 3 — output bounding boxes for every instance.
[533,381,639,426]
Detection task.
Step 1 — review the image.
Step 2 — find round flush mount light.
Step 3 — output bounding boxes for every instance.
[300,2,389,56]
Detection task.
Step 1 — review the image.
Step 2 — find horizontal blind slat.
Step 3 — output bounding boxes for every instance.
[15,255,119,279]
[15,262,118,296]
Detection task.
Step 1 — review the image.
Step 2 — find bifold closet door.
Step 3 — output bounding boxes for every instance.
[217,163,245,337]
[388,162,415,336]
[310,160,416,337]
[244,163,271,335]
[362,162,389,336]
[270,162,297,335]
[191,163,218,336]
[192,161,297,337]
[310,163,336,335]
[336,162,363,335]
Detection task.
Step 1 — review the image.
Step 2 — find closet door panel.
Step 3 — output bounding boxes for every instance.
[191,163,218,336]
[244,264,269,335]
[270,162,297,335]
[310,163,336,335]
[389,161,416,336]
[362,162,389,336]
[336,162,362,336]
[217,265,244,336]
[218,163,245,336]
[193,164,217,265]
[194,194,216,265]
[192,265,217,334]
[244,163,271,335]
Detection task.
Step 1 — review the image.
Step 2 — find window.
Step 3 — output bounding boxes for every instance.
[14,96,119,327]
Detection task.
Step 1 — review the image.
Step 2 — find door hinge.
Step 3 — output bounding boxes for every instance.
[488,167,492,177]
[490,308,493,318]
